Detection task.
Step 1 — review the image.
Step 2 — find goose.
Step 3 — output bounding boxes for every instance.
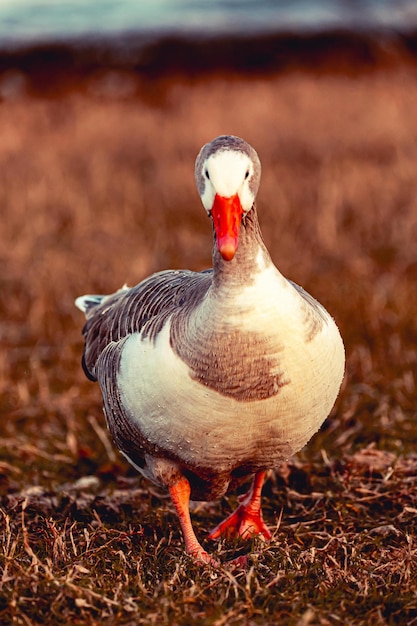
[76,135,345,566]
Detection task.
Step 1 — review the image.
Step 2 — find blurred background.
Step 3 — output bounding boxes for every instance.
[1,2,417,621]
[1,0,417,97]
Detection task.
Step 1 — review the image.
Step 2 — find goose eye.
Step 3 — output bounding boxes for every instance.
[205,169,210,180]
[245,170,250,179]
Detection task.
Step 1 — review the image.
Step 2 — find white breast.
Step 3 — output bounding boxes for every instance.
[116,263,345,474]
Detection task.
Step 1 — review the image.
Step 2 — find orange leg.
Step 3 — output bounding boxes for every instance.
[169,476,218,566]
[208,471,271,541]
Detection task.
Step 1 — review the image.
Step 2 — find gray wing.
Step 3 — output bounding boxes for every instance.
[288,279,330,342]
[80,269,212,381]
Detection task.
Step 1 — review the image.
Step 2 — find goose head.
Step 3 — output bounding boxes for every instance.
[195,135,261,261]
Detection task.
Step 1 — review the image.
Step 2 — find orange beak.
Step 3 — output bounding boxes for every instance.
[211,193,244,261]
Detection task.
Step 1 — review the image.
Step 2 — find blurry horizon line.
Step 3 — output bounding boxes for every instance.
[1,0,417,50]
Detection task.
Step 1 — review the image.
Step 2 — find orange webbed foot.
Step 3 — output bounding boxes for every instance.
[208,500,271,540]
[169,472,271,567]
[208,471,271,541]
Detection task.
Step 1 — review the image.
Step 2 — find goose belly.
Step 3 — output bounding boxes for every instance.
[117,316,344,473]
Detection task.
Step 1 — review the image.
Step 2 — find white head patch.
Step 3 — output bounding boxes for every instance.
[195,135,261,215]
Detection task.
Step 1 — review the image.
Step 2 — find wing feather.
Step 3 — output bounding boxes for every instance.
[79,269,212,380]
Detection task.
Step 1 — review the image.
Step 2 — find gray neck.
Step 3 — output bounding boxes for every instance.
[172,203,286,401]
[211,204,272,291]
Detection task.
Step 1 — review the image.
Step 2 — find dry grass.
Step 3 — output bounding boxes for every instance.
[1,65,417,625]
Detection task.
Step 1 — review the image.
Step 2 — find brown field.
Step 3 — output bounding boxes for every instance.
[1,63,417,625]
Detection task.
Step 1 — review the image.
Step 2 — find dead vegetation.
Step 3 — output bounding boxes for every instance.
[0,64,417,624]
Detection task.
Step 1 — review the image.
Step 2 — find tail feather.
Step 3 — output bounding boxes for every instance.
[75,285,130,316]
[75,294,105,314]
